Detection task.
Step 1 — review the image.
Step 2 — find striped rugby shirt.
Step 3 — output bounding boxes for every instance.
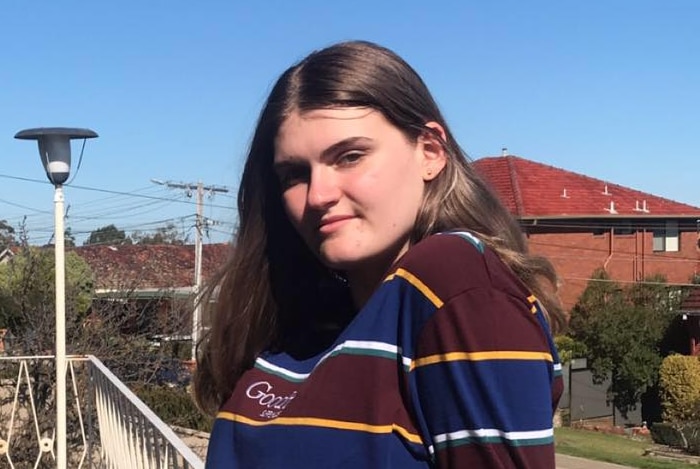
[206,231,563,468]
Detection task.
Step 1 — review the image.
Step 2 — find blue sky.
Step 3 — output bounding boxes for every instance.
[2,1,698,245]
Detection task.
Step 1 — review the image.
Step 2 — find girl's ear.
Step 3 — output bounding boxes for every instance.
[419,122,448,181]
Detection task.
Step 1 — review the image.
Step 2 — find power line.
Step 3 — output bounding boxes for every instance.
[0,172,235,210]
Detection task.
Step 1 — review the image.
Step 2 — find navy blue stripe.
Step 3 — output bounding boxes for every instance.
[207,419,429,467]
[413,359,554,434]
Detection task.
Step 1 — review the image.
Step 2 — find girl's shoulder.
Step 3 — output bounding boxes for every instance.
[397,231,489,272]
[393,231,527,301]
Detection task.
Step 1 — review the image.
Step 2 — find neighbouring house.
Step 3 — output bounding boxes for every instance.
[679,288,700,355]
[473,153,700,317]
[0,247,15,264]
[73,243,230,338]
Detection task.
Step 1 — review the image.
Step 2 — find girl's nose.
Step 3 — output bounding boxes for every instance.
[306,168,340,210]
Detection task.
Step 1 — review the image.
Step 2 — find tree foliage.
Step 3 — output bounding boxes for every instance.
[64,226,76,248]
[568,269,679,417]
[553,335,588,365]
[130,222,186,245]
[0,246,94,351]
[85,224,130,246]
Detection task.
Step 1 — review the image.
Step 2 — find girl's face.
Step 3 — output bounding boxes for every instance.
[273,107,445,279]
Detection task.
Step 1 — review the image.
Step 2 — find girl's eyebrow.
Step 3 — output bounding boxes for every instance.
[274,136,373,167]
[319,136,372,161]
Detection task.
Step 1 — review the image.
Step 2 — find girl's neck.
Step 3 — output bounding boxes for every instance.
[347,270,384,308]
[345,246,409,308]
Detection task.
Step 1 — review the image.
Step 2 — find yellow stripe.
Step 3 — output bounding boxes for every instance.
[385,268,443,308]
[411,350,553,370]
[216,412,424,445]
[527,294,538,313]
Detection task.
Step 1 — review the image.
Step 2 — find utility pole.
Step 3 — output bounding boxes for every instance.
[151,179,229,361]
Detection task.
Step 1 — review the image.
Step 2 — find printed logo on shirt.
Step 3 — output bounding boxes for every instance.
[245,381,298,419]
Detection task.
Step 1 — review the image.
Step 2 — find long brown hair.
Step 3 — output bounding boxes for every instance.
[194,40,564,415]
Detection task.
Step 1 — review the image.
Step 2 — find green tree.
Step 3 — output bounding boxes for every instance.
[554,335,588,365]
[130,222,186,245]
[84,224,130,246]
[0,246,94,352]
[568,269,677,417]
[64,226,76,247]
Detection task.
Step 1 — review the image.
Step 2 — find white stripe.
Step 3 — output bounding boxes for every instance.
[433,427,553,444]
[341,340,413,368]
[256,340,413,380]
[256,358,310,380]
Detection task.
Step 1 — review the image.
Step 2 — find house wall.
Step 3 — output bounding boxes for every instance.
[526,228,700,312]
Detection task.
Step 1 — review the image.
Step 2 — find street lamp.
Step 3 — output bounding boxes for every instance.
[14,127,98,469]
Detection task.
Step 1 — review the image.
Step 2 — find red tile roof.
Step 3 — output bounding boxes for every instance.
[72,243,231,290]
[473,155,700,218]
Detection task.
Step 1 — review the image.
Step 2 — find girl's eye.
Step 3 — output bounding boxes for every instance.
[278,166,309,189]
[337,151,364,166]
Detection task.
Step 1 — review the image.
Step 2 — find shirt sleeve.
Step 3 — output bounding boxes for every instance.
[408,286,559,468]
[392,232,561,468]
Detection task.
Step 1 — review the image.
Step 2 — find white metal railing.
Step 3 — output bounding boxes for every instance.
[0,355,204,469]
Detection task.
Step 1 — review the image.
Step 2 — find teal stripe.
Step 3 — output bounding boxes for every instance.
[448,231,485,253]
[328,346,395,361]
[435,435,554,450]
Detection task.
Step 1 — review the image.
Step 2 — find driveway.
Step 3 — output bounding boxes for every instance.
[557,454,633,469]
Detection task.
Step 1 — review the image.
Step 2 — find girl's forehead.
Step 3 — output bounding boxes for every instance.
[276,108,382,149]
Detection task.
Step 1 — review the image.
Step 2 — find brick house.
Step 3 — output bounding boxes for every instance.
[473,155,700,315]
[73,243,230,337]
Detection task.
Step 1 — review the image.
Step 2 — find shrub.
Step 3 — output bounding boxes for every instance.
[134,385,213,433]
[553,335,587,365]
[650,421,685,448]
[658,354,700,422]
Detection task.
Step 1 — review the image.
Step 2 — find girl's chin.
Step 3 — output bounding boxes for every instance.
[318,255,360,271]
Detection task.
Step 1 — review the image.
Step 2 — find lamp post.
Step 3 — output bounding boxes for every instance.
[14,127,98,469]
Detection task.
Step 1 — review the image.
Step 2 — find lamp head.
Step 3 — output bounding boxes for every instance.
[14,127,98,185]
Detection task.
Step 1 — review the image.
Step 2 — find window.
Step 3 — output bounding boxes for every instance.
[653,220,679,252]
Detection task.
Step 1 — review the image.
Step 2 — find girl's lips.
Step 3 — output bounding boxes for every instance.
[318,216,354,235]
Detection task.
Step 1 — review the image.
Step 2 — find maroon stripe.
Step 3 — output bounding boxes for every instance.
[417,287,552,357]
[435,442,555,469]
[220,354,420,436]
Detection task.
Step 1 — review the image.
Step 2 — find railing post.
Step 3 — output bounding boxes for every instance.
[0,355,204,468]
[87,363,95,469]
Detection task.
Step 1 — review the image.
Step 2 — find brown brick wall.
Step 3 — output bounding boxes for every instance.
[526,230,700,312]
